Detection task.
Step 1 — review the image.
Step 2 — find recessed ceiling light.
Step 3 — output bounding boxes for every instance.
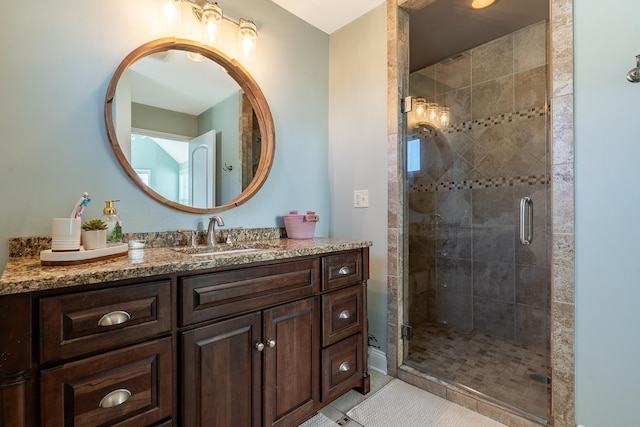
[470,0,497,9]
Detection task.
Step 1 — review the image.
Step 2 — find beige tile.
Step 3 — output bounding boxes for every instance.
[328,390,369,414]
[387,228,399,277]
[551,368,576,427]
[551,94,574,166]
[410,65,436,99]
[398,366,447,398]
[551,301,575,375]
[477,401,542,427]
[515,66,547,111]
[514,21,547,72]
[435,53,471,93]
[446,387,478,412]
[550,22,573,98]
[437,86,471,126]
[472,35,514,83]
[551,233,574,304]
[387,181,399,228]
[551,163,574,234]
[387,133,398,181]
[471,75,514,120]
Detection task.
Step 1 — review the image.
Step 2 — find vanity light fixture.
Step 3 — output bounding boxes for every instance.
[410,97,450,129]
[469,0,497,9]
[161,0,258,62]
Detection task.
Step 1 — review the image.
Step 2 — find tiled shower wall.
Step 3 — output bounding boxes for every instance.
[406,21,549,347]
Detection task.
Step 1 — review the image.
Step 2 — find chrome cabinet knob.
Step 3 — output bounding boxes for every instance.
[338,362,350,372]
[98,310,131,327]
[266,339,276,348]
[255,342,265,351]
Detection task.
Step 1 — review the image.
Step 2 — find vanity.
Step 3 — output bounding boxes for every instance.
[0,238,371,426]
[0,26,371,426]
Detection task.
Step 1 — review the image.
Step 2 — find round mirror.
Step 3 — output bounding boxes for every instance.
[105,38,275,213]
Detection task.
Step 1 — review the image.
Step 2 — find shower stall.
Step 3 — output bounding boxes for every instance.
[402,20,550,421]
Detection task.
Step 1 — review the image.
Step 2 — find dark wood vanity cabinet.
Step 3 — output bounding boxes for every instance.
[182,297,319,427]
[0,247,369,427]
[180,258,321,427]
[37,280,174,427]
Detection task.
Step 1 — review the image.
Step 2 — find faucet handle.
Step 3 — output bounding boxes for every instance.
[177,229,198,247]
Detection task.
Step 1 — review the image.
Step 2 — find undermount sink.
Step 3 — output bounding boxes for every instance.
[173,243,275,257]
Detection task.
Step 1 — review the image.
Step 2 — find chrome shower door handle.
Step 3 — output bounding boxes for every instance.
[519,197,533,245]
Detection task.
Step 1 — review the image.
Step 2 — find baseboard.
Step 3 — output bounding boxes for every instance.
[368,347,387,375]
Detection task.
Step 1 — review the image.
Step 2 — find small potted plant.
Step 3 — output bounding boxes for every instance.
[81,219,108,250]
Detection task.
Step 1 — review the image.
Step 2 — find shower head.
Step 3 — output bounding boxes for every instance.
[626,55,640,83]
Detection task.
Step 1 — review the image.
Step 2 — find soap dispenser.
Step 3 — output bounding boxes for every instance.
[102,200,123,243]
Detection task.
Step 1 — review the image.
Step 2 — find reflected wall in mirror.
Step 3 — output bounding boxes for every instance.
[105,38,274,213]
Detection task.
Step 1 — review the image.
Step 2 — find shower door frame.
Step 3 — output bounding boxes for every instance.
[386,0,575,426]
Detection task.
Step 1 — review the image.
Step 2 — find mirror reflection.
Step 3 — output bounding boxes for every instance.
[105,39,273,214]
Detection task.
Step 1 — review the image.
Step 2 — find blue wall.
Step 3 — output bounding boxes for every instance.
[575,1,640,426]
[0,0,329,269]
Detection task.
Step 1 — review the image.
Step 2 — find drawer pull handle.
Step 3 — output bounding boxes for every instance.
[99,389,131,408]
[338,266,350,275]
[267,339,276,348]
[338,310,351,320]
[98,310,131,326]
[338,362,351,372]
[255,342,265,351]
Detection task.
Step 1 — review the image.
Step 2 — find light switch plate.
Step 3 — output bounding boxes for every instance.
[354,190,369,208]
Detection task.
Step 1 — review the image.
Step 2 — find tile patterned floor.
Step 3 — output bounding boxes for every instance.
[404,322,549,419]
[315,371,393,427]
[306,370,507,427]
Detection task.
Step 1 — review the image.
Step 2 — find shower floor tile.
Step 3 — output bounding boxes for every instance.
[405,322,548,419]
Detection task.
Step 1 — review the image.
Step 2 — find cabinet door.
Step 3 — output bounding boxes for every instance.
[263,298,319,427]
[181,312,262,427]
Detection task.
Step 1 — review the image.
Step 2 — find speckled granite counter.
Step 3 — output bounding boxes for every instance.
[0,238,372,296]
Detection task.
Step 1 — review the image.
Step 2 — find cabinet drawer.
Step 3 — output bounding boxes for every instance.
[321,334,363,403]
[40,280,172,364]
[41,337,172,427]
[322,285,363,347]
[180,259,319,326]
[322,251,362,291]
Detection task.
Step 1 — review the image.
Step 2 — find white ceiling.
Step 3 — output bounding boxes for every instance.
[270,0,385,34]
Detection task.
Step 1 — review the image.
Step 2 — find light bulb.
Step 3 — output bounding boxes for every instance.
[439,107,450,128]
[426,103,440,125]
[414,98,427,121]
[238,19,257,62]
[201,2,223,46]
[162,0,182,32]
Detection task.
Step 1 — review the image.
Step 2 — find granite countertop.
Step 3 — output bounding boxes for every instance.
[0,238,372,296]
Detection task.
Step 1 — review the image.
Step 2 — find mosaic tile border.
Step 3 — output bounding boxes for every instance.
[408,174,550,192]
[444,105,549,135]
[407,104,550,193]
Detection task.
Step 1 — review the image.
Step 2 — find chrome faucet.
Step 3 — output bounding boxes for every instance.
[207,215,225,246]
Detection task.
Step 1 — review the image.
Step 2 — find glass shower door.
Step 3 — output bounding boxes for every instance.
[402,21,550,420]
